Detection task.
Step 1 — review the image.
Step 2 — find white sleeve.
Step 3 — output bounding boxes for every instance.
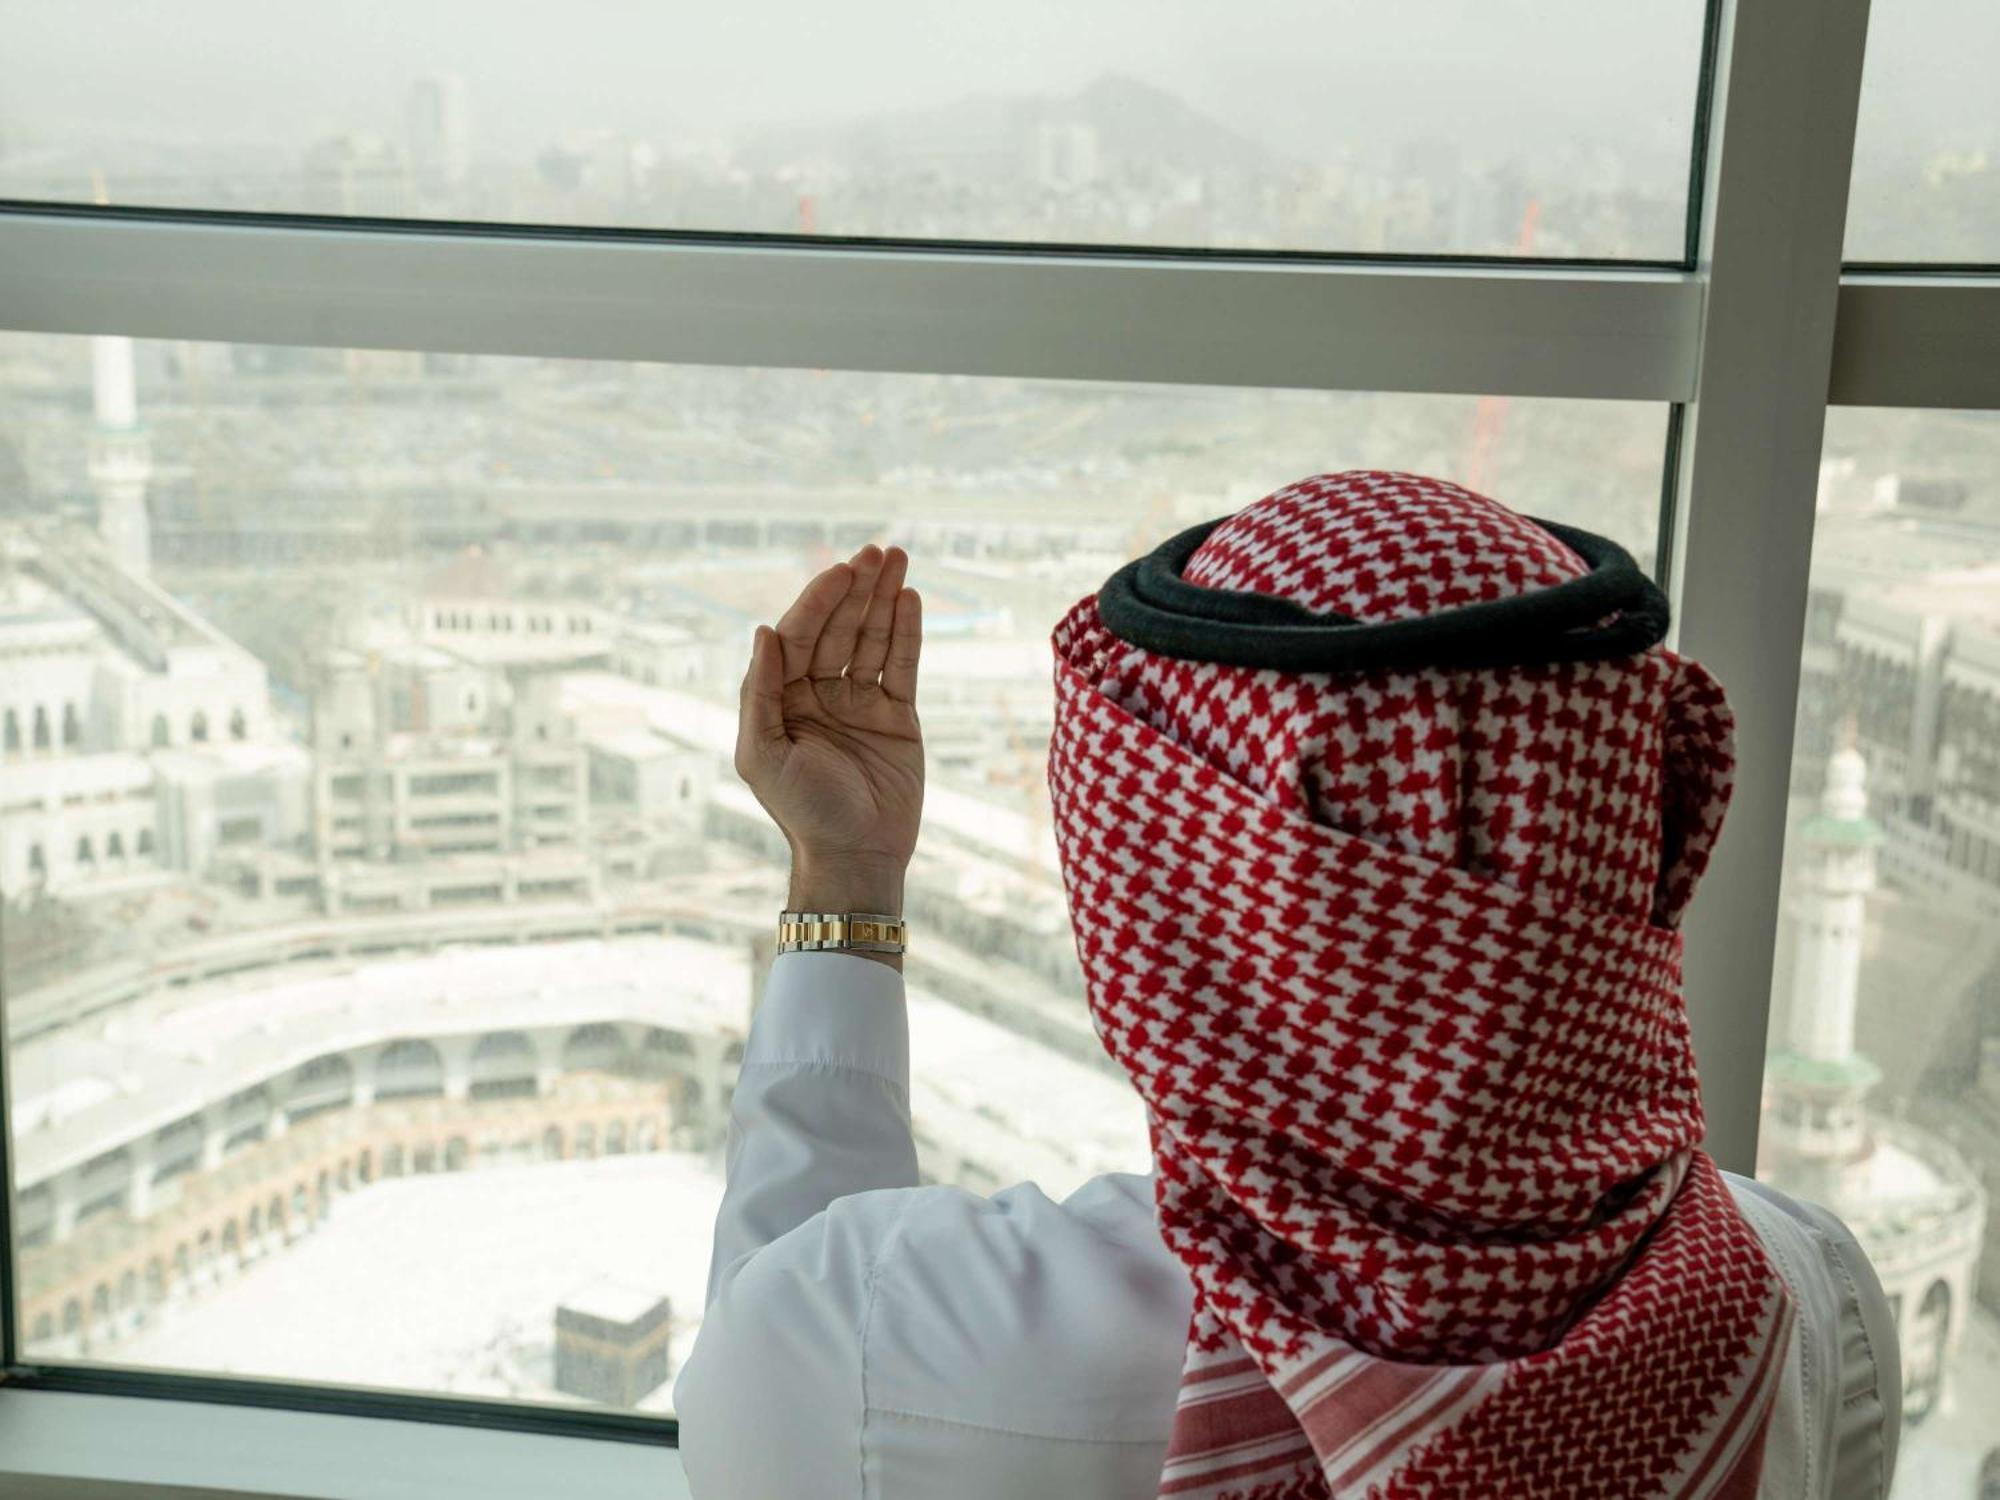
[701,950,921,1308]
[1727,1175,1902,1500]
[675,951,917,1500]
[1787,1195,1901,1500]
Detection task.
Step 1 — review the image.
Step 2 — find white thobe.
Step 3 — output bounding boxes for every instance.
[675,953,1902,1500]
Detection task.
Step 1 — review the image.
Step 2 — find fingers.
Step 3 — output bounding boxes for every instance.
[773,560,855,682]
[880,587,922,703]
[847,546,909,685]
[734,625,787,779]
[809,545,886,680]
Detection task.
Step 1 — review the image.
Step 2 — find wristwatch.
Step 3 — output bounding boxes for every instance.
[776,910,908,956]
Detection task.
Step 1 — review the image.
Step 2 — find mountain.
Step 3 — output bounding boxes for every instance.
[743,72,1284,182]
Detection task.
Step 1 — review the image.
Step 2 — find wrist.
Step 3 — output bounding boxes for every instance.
[786,855,906,919]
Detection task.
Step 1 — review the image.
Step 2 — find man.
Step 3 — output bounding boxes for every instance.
[676,473,1900,1499]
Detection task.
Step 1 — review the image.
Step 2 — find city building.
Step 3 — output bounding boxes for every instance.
[1759,746,1988,1421]
[301,133,410,217]
[1033,123,1101,192]
[1789,499,2000,921]
[0,333,302,897]
[406,74,471,199]
[308,646,592,907]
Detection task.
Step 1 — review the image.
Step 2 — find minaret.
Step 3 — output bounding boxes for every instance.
[1762,743,1885,1175]
[89,335,152,575]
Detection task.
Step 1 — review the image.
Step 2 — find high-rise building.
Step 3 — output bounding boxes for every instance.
[1759,746,1987,1422]
[0,518,302,900]
[1033,123,1101,192]
[407,74,471,198]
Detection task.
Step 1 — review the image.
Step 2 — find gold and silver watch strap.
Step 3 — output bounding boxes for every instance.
[776,910,908,955]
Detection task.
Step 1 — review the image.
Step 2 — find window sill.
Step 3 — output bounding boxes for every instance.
[0,1387,691,1500]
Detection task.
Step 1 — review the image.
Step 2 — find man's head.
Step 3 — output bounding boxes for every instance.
[1067,471,1733,928]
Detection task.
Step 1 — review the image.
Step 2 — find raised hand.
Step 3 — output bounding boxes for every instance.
[735,545,923,925]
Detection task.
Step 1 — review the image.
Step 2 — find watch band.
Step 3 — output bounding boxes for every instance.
[776,910,908,955]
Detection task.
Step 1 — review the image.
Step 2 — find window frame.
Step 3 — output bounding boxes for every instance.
[0,206,1706,401]
[2,0,1999,1479]
[0,1385,690,1499]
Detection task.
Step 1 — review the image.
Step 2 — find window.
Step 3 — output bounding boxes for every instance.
[408,771,499,798]
[0,328,1664,1409]
[0,1,1706,259]
[1757,409,2000,1473]
[1844,0,2000,261]
[1,0,1996,1488]
[217,815,263,846]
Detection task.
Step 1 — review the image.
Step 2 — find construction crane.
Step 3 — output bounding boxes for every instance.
[1463,199,1542,496]
[992,686,1053,888]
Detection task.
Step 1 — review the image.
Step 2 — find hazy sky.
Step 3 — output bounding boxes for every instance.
[1,0,1706,162]
[2,1,1989,176]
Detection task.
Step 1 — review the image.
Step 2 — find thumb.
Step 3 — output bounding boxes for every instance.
[735,625,788,779]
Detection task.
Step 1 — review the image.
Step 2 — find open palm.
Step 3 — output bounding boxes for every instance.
[735,545,924,877]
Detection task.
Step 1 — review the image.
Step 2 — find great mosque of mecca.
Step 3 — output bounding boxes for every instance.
[1,335,1143,1399]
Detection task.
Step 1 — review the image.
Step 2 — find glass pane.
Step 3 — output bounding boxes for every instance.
[1,329,1665,1408]
[0,1,1704,259]
[1845,0,2000,261]
[1758,407,2000,1495]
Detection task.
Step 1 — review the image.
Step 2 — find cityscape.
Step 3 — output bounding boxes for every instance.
[1,31,1998,1497]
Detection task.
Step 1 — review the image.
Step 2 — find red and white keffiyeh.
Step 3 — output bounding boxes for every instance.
[1046,473,1793,1500]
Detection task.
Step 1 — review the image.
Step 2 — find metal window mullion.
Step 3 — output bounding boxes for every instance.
[0,958,15,1371]
[1831,274,2000,408]
[1668,0,1875,1173]
[0,209,1701,402]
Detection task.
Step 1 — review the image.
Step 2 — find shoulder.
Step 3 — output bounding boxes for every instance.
[674,1184,909,1498]
[1725,1173,1902,1500]
[864,1173,1191,1440]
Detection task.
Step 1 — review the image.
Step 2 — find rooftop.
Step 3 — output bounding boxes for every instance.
[13,522,239,667]
[581,729,683,763]
[431,634,612,670]
[0,752,155,800]
[152,742,313,780]
[0,571,98,646]
[558,1278,671,1328]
